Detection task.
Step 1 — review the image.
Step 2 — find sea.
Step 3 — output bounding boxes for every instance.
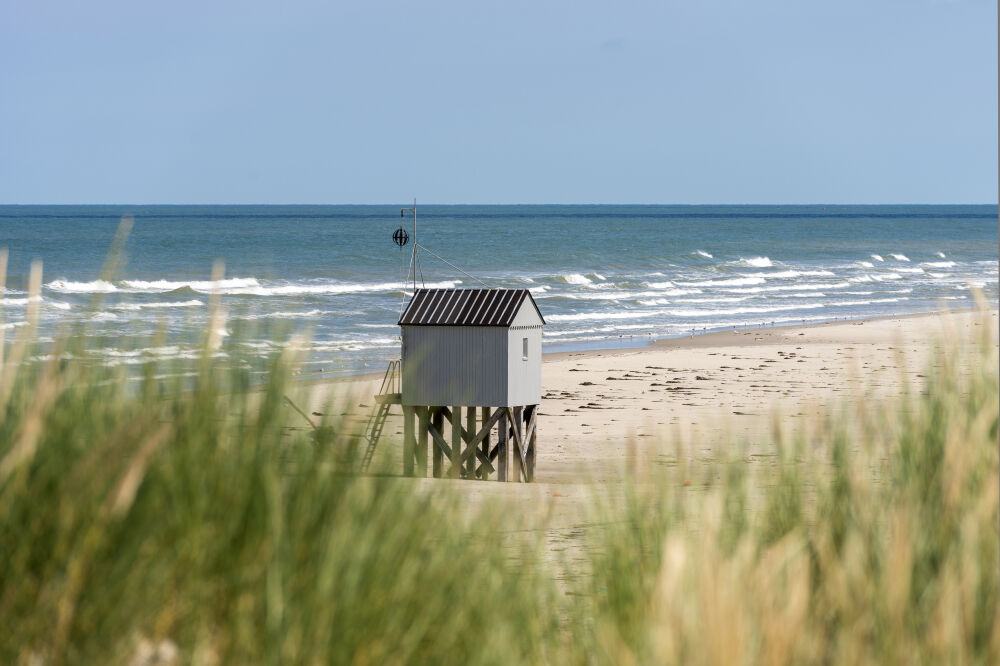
[1,205,997,380]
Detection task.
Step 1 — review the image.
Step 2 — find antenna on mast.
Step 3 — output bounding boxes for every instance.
[399,199,418,291]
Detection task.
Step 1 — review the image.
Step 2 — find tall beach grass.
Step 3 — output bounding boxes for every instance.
[0,259,996,664]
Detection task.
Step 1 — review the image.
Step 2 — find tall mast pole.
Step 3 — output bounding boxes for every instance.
[412,198,417,292]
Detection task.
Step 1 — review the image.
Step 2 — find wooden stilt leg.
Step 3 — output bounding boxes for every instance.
[432,408,444,478]
[465,406,476,479]
[513,406,523,482]
[498,410,508,482]
[403,405,415,477]
[417,407,429,477]
[480,406,490,480]
[525,404,536,482]
[450,405,462,478]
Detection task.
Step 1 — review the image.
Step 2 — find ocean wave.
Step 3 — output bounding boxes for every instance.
[586,272,606,281]
[52,277,463,297]
[921,261,956,268]
[558,273,592,285]
[871,273,902,281]
[90,312,119,321]
[855,261,875,268]
[672,296,750,304]
[896,268,924,274]
[871,254,884,262]
[244,309,326,319]
[936,252,947,258]
[111,300,204,311]
[1,296,39,306]
[668,303,826,317]
[889,254,910,262]
[722,282,850,293]
[547,310,662,322]
[551,288,699,301]
[122,278,259,292]
[675,277,766,287]
[735,256,773,268]
[695,250,713,258]
[740,270,836,278]
[46,279,118,293]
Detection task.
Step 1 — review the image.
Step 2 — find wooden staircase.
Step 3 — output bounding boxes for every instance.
[359,360,401,472]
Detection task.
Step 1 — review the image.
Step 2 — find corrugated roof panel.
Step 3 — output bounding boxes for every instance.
[398,288,544,326]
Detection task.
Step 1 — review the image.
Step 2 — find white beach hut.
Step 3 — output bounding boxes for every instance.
[392,288,545,481]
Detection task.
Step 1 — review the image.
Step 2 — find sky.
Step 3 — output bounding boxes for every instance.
[0,0,996,204]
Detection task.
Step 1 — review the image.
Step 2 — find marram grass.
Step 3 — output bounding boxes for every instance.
[0,302,997,665]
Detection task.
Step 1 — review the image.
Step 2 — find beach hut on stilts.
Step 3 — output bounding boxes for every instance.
[360,202,545,481]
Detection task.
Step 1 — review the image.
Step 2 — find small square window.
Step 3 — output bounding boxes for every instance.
[522,337,529,360]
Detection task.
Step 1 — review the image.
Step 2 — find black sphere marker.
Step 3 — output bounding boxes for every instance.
[393,227,409,247]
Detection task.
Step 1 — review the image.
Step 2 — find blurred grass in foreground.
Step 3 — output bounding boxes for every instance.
[1,280,997,663]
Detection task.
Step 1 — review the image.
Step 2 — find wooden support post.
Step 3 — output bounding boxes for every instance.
[512,406,524,482]
[498,409,508,482]
[403,405,415,477]
[525,405,537,482]
[480,406,490,480]
[465,406,476,479]
[417,406,429,477]
[432,408,444,478]
[450,405,462,478]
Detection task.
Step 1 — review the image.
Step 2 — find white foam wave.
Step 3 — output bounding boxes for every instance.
[735,256,773,268]
[547,311,661,322]
[1,297,37,306]
[46,279,118,293]
[722,282,849,293]
[668,303,826,317]
[936,252,947,258]
[675,277,766,287]
[122,278,259,292]
[889,254,910,262]
[112,300,204,311]
[90,312,119,321]
[586,273,606,281]
[245,309,325,319]
[559,273,592,285]
[871,254,884,262]
[740,270,836,278]
[922,261,955,268]
[896,268,924,274]
[695,250,713,258]
[855,261,875,268]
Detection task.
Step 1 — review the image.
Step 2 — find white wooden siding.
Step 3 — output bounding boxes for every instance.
[507,325,542,405]
[401,299,543,407]
[402,326,508,406]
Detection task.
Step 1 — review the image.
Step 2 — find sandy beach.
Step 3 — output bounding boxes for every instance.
[309,308,993,475]
[299,308,997,520]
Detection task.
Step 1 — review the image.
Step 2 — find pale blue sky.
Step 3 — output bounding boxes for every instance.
[1,0,996,204]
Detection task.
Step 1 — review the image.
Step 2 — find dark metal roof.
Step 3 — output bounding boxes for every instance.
[398,288,545,327]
